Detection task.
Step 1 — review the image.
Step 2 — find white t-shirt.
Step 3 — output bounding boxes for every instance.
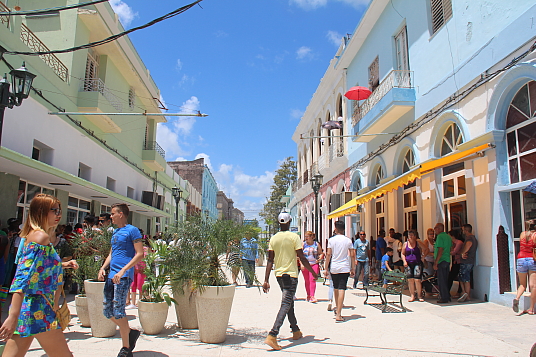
[328,234,354,274]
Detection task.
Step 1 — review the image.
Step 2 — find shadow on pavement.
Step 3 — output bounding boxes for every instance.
[65,330,102,341]
[366,302,412,313]
[133,351,169,356]
[282,334,329,347]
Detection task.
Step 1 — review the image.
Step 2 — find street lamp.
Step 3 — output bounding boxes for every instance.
[310,173,323,243]
[172,186,182,226]
[0,61,37,146]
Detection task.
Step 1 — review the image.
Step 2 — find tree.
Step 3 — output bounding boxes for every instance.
[260,157,297,233]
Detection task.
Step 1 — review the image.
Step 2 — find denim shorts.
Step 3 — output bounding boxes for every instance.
[458,263,474,282]
[516,258,536,274]
[103,277,132,319]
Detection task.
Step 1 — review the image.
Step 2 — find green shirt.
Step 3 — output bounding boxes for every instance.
[434,232,452,264]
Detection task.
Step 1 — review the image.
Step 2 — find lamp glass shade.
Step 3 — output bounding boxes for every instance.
[172,186,182,199]
[315,174,324,186]
[10,62,36,100]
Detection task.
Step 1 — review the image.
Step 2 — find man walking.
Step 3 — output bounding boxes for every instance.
[375,229,387,279]
[324,221,355,322]
[240,231,258,287]
[98,203,144,357]
[263,212,318,350]
[353,231,370,289]
[433,223,452,303]
[458,223,478,302]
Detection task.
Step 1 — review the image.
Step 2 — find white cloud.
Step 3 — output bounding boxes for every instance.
[194,153,212,171]
[290,108,304,120]
[290,0,369,10]
[296,46,313,60]
[176,59,183,72]
[327,30,343,46]
[109,0,137,27]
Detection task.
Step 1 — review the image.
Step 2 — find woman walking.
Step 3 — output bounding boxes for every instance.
[513,220,536,313]
[0,194,76,356]
[401,230,428,302]
[302,231,323,303]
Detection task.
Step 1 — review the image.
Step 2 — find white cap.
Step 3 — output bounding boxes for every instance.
[278,212,291,224]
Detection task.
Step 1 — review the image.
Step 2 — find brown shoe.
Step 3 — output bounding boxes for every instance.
[265,335,282,350]
[292,331,303,340]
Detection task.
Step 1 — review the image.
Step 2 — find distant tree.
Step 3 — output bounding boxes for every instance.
[260,157,297,234]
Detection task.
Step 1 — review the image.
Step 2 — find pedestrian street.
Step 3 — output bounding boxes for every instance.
[15,265,536,357]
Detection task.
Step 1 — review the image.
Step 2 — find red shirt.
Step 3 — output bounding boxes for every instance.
[518,232,536,259]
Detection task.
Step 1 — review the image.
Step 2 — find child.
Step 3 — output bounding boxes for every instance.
[381,247,393,288]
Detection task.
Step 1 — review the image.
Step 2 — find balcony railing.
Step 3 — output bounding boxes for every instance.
[0,1,9,28]
[80,78,123,112]
[20,23,68,82]
[352,70,413,126]
[144,141,166,159]
[303,169,309,185]
[329,140,344,161]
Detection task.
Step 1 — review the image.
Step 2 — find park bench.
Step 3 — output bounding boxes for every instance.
[364,270,408,313]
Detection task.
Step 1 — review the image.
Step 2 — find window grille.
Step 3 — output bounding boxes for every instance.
[129,87,136,109]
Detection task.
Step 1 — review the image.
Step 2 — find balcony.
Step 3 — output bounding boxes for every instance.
[0,1,9,28]
[20,24,68,82]
[77,78,123,133]
[142,141,166,172]
[352,70,415,142]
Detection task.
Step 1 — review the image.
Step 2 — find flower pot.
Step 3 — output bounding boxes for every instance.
[75,295,91,327]
[196,285,235,343]
[84,280,116,337]
[172,284,198,329]
[138,301,169,335]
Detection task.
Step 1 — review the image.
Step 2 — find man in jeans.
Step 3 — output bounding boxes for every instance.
[353,231,370,289]
[240,231,258,287]
[98,203,144,357]
[263,212,317,350]
[458,223,478,302]
[433,222,452,303]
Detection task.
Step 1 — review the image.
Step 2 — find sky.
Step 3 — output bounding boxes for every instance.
[110,0,370,221]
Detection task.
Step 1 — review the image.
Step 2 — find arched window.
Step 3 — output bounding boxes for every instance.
[402,149,417,230]
[375,165,384,186]
[402,149,415,173]
[441,122,463,156]
[506,81,536,184]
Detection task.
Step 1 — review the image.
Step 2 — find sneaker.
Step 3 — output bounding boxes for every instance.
[117,347,133,357]
[264,335,281,350]
[129,329,141,352]
[457,293,468,302]
[513,298,520,313]
[125,304,137,310]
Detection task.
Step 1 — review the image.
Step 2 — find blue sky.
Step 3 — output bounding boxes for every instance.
[111,0,370,220]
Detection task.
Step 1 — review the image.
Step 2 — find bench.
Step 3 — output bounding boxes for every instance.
[364,270,408,313]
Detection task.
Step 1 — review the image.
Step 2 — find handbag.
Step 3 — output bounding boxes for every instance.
[42,289,70,331]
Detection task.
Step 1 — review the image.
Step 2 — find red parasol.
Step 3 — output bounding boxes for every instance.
[344,86,372,101]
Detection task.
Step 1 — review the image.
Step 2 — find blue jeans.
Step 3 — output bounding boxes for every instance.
[269,275,299,336]
[103,277,132,319]
[437,261,451,301]
[242,259,256,286]
[353,260,369,287]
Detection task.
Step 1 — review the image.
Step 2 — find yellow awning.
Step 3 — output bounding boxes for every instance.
[326,197,359,219]
[420,143,493,174]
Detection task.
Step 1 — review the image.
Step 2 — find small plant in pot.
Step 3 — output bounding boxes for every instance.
[167,214,266,343]
[138,239,176,335]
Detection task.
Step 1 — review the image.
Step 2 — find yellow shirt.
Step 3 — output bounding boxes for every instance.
[268,231,302,278]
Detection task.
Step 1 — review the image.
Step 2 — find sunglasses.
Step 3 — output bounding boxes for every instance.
[359,233,366,236]
[50,208,62,216]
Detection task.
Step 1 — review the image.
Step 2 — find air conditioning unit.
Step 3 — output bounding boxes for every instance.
[343,191,358,203]
[141,191,158,207]
[156,195,165,210]
[331,193,341,210]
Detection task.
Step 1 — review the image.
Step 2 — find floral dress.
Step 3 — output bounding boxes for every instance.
[9,241,64,337]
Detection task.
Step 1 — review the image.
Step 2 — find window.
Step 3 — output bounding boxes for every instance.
[32,147,40,161]
[368,56,379,92]
[375,195,385,234]
[16,180,55,221]
[127,186,135,199]
[402,149,417,230]
[128,87,135,109]
[394,26,409,71]
[78,162,91,181]
[101,205,111,213]
[83,49,99,91]
[506,81,536,184]
[440,122,463,156]
[430,0,453,34]
[32,139,53,165]
[442,163,467,230]
[375,165,384,186]
[67,196,91,226]
[106,177,116,192]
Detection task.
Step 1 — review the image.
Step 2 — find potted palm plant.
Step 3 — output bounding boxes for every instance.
[138,240,176,335]
[167,215,265,343]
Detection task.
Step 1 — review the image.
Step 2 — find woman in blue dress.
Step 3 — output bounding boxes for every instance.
[0,194,77,356]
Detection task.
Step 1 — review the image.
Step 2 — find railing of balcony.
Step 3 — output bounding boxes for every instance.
[329,140,344,162]
[293,175,302,192]
[352,70,413,126]
[20,24,69,82]
[144,141,166,159]
[80,78,124,112]
[0,1,9,28]
[303,169,309,185]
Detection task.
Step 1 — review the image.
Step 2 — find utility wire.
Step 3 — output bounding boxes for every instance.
[3,0,203,56]
[0,0,109,16]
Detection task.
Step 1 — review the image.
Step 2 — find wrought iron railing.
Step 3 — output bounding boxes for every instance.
[293,176,302,192]
[329,140,344,161]
[144,141,165,159]
[20,23,68,82]
[352,70,413,126]
[303,169,309,185]
[0,1,9,28]
[80,78,123,112]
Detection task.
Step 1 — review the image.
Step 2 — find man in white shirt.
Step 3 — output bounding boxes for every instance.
[324,220,355,322]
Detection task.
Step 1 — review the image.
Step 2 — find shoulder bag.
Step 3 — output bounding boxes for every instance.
[42,288,70,331]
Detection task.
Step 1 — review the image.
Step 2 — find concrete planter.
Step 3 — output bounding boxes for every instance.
[196,285,235,343]
[75,295,91,327]
[84,280,116,337]
[138,301,169,335]
[172,284,198,329]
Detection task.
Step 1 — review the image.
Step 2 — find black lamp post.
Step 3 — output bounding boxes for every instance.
[172,186,182,226]
[310,173,324,242]
[0,61,37,146]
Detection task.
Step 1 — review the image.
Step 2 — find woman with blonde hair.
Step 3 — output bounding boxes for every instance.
[0,194,77,356]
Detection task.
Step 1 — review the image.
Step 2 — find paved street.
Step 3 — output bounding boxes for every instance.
[16,266,536,357]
